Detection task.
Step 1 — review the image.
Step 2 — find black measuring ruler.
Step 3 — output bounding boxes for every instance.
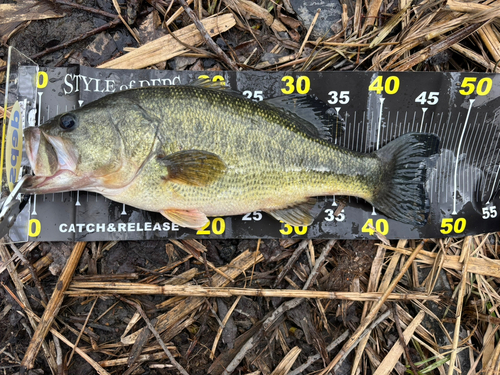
[16,67,500,241]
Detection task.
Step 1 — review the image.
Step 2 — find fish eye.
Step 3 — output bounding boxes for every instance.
[59,113,78,131]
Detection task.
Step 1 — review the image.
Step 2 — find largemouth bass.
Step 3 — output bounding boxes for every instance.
[22,85,440,228]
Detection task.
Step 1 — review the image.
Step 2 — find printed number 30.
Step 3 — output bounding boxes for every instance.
[281,76,310,95]
[279,221,307,235]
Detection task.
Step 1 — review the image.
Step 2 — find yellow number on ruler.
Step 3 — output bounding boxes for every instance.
[477,78,492,95]
[28,219,41,237]
[368,76,400,95]
[361,218,389,236]
[440,218,466,234]
[198,74,226,85]
[279,221,308,235]
[212,217,225,235]
[459,77,492,96]
[196,218,226,235]
[281,76,310,95]
[37,71,48,89]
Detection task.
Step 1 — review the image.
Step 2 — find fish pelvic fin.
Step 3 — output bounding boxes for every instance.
[158,150,226,186]
[372,132,440,226]
[266,198,317,227]
[161,208,208,229]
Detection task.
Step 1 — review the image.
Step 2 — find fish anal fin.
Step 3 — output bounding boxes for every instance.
[266,198,317,227]
[161,209,208,229]
[158,150,226,186]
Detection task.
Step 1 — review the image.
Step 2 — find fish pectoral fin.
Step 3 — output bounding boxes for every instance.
[158,150,226,186]
[265,198,317,227]
[161,209,209,229]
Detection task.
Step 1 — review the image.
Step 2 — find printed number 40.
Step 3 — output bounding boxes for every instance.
[482,206,498,219]
[368,76,399,95]
[362,219,389,236]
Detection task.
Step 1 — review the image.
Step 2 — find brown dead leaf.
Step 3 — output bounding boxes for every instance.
[277,5,302,30]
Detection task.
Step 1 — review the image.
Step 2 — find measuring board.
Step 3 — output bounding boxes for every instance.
[3,61,500,241]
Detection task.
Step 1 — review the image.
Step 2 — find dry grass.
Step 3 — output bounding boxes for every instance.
[0,236,498,374]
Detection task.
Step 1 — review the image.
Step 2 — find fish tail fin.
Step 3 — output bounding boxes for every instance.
[372,133,440,225]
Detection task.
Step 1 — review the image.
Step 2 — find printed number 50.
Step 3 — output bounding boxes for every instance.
[440,218,466,234]
[459,77,492,96]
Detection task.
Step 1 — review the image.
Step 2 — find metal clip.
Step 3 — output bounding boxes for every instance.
[0,175,28,239]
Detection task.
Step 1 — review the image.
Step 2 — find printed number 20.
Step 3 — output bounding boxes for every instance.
[197,218,226,235]
[198,74,225,85]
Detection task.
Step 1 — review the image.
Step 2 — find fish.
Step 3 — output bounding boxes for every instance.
[22,84,440,229]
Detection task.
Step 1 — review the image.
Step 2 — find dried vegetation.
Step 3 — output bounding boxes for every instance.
[1,237,500,374]
[1,0,500,374]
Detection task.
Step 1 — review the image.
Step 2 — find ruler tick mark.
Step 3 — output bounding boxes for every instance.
[453,99,475,215]
[32,195,37,216]
[37,92,43,126]
[376,97,385,150]
[419,108,428,132]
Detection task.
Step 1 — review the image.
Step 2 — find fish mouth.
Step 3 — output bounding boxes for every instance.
[23,127,81,194]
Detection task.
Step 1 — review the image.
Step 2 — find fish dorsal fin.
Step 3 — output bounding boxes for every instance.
[262,95,344,141]
[192,77,228,90]
[158,150,226,186]
[161,209,208,229]
[265,198,317,227]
